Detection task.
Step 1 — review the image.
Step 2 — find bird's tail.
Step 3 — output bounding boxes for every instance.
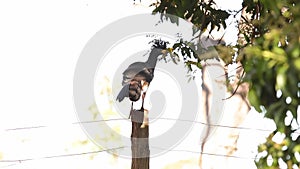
[116,84,129,102]
[116,80,143,102]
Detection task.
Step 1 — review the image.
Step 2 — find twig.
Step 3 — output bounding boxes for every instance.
[222,69,245,100]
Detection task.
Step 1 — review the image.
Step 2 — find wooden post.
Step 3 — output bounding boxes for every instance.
[131,108,150,169]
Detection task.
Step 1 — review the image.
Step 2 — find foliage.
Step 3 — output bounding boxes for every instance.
[151,0,229,32]
[239,0,300,168]
[141,0,300,168]
[151,0,230,70]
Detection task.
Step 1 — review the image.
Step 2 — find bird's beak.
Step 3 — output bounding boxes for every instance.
[161,48,173,55]
[159,48,173,61]
[161,49,168,55]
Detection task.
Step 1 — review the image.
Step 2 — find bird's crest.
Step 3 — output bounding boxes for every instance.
[150,39,169,49]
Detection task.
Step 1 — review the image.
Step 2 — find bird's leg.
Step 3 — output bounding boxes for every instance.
[128,102,133,119]
[141,91,146,111]
[140,92,148,128]
[140,80,149,128]
[140,80,149,110]
[140,109,149,128]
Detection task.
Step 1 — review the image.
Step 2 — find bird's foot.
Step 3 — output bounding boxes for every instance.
[140,109,149,128]
[141,80,149,92]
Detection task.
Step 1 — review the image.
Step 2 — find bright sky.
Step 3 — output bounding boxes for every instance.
[0,0,277,169]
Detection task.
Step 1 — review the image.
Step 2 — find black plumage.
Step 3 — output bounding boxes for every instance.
[116,40,168,110]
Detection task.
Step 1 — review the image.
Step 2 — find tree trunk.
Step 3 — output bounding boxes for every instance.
[131,109,150,169]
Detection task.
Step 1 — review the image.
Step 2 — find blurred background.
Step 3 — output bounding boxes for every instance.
[0,0,298,169]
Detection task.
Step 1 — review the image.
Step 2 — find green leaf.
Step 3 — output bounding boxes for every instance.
[291,47,300,58]
[293,58,300,70]
[276,73,286,90]
[293,145,300,153]
[248,88,261,111]
[275,64,288,90]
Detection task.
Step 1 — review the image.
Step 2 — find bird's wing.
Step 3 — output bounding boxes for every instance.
[122,62,149,85]
[127,62,146,68]
[116,84,129,102]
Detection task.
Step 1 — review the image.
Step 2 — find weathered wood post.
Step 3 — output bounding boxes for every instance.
[131,108,150,169]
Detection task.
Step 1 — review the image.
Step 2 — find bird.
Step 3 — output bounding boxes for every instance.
[116,39,169,118]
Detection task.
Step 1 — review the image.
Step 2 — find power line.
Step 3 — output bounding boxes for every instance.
[2,117,275,133]
[1,117,297,169]
[154,117,274,132]
[0,145,269,168]
[2,116,299,145]
[151,146,260,160]
[3,118,129,132]
[0,163,18,169]
[4,125,47,132]
[0,146,125,163]
[72,117,129,125]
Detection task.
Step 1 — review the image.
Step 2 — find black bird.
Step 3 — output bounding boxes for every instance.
[116,39,168,114]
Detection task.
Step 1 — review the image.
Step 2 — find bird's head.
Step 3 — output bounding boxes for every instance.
[146,39,173,66]
[149,39,169,50]
[151,39,169,49]
[149,39,172,57]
